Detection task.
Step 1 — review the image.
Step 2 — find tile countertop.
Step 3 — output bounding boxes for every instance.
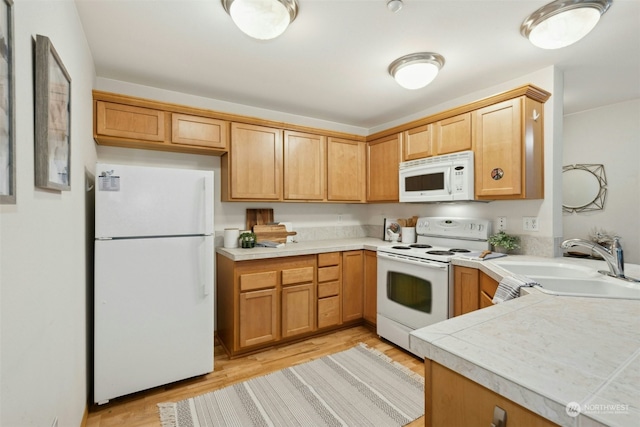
[411,256,640,427]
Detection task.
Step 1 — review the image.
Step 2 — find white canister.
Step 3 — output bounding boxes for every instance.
[401,227,416,244]
[223,228,240,248]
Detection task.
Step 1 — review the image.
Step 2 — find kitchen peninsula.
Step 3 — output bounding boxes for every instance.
[410,262,640,427]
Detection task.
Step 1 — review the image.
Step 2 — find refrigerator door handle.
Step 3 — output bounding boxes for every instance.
[203,177,212,233]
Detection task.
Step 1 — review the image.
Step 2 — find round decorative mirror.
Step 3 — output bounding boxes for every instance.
[562,164,607,213]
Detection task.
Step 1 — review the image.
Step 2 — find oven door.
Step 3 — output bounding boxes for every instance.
[377,252,451,329]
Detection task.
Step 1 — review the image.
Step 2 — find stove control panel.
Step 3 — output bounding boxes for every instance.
[416,217,492,240]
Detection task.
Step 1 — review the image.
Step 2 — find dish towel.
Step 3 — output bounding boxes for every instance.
[493,274,540,304]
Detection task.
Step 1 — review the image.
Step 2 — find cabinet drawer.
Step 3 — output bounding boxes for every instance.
[240,270,277,292]
[282,266,314,285]
[318,281,340,298]
[318,265,340,282]
[318,252,340,267]
[318,296,340,328]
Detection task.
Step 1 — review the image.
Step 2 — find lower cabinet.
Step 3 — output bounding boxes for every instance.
[453,266,499,316]
[216,251,367,358]
[239,288,278,348]
[342,251,364,323]
[426,360,558,427]
[363,250,377,325]
[317,252,342,329]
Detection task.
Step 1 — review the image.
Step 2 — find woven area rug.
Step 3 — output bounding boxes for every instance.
[158,343,424,427]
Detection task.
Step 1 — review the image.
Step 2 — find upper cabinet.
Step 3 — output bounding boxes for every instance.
[222,123,283,201]
[473,96,544,200]
[327,137,366,202]
[171,113,228,150]
[403,124,433,161]
[432,112,471,155]
[283,131,326,201]
[95,85,549,204]
[367,133,401,202]
[402,113,471,161]
[93,91,228,155]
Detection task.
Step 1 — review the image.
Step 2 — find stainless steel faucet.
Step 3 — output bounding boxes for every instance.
[560,237,639,282]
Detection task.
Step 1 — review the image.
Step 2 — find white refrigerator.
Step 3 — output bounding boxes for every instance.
[93,163,214,404]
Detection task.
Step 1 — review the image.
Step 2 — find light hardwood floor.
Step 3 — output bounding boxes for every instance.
[86,326,425,427]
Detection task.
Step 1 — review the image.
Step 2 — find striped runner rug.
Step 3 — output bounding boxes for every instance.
[158,343,424,427]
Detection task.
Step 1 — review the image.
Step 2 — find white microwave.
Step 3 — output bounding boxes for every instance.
[399,151,474,202]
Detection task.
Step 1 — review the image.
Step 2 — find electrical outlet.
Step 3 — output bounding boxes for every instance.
[497,216,507,231]
[337,214,343,223]
[523,216,539,231]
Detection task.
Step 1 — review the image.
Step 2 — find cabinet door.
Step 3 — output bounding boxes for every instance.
[428,361,558,427]
[473,98,523,198]
[171,113,228,150]
[282,283,316,338]
[363,250,377,325]
[479,272,499,309]
[230,122,282,200]
[96,101,165,143]
[284,131,326,200]
[403,124,432,161]
[367,133,401,202]
[342,250,364,322]
[327,138,365,202]
[239,288,278,348]
[433,112,471,155]
[453,266,479,316]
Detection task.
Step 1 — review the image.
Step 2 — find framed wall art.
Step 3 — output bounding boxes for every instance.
[35,34,71,191]
[0,0,15,203]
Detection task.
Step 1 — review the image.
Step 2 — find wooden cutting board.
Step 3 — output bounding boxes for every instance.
[245,209,274,231]
[253,224,297,243]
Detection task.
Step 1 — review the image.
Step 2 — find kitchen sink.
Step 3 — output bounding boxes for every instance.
[493,261,640,300]
[492,261,597,279]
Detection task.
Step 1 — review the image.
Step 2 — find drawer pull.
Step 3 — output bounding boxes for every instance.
[491,405,507,427]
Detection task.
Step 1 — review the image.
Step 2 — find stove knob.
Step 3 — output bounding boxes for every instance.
[478,224,484,231]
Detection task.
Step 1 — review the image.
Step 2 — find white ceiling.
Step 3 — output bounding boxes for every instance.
[75,0,640,130]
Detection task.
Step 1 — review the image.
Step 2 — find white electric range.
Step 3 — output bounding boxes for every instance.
[376,217,492,356]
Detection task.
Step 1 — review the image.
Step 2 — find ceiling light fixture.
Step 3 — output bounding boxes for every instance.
[388,53,445,90]
[521,0,612,49]
[221,0,299,40]
[387,0,403,13]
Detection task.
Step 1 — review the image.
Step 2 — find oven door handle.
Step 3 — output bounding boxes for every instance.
[377,252,449,270]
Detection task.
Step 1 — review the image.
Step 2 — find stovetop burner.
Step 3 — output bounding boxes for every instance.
[391,246,411,250]
[409,244,432,248]
[449,248,471,253]
[426,250,455,256]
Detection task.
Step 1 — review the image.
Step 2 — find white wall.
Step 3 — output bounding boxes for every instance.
[0,1,96,426]
[563,99,640,264]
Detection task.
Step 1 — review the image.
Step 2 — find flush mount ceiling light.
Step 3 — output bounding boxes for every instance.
[221,0,299,40]
[388,53,445,90]
[521,0,612,49]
